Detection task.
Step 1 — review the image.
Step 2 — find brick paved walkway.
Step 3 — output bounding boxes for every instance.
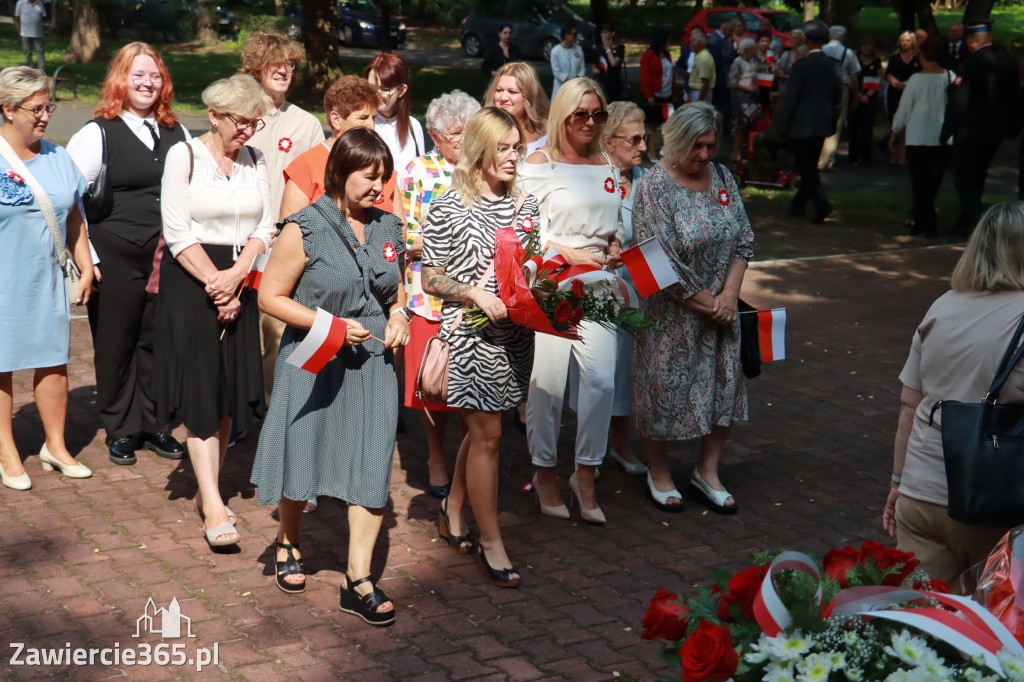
[0,243,963,680]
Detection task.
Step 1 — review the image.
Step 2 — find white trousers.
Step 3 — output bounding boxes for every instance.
[526,321,618,467]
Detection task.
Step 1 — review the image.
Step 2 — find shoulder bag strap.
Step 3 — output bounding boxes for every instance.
[186,141,194,184]
[311,201,363,270]
[96,119,108,174]
[986,313,1024,401]
[0,134,71,271]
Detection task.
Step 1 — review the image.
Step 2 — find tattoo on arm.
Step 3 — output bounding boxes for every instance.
[422,265,474,302]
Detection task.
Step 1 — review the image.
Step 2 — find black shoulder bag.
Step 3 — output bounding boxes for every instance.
[83,120,112,223]
[929,313,1024,526]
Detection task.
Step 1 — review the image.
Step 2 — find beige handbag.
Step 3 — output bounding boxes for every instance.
[415,192,527,422]
[0,135,83,305]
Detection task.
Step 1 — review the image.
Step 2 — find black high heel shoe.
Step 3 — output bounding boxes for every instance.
[426,466,451,500]
[438,497,473,554]
[274,542,305,594]
[339,575,395,627]
[477,544,519,589]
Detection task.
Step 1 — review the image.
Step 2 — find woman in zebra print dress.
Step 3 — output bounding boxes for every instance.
[421,107,538,588]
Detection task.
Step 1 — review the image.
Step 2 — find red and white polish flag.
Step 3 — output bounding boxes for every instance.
[243,251,271,290]
[756,308,786,362]
[286,307,347,374]
[756,72,775,87]
[861,76,881,90]
[661,103,675,120]
[619,237,680,298]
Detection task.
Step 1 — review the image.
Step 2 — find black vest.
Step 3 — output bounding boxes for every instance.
[90,116,187,245]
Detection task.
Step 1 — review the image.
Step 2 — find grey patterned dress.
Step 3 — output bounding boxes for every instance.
[631,163,754,441]
[421,189,538,411]
[250,196,405,509]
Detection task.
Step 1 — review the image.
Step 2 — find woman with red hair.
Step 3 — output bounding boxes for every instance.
[67,42,190,467]
[363,53,424,175]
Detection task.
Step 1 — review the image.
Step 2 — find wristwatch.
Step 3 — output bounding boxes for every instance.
[391,307,412,321]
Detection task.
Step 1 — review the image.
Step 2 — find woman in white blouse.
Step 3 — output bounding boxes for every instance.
[520,77,624,525]
[363,53,424,175]
[155,74,275,550]
[891,36,951,238]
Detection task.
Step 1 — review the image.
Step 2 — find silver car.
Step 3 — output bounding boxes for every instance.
[460,0,596,63]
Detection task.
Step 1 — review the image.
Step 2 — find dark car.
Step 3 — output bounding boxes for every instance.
[683,7,801,50]
[338,0,406,48]
[461,0,596,63]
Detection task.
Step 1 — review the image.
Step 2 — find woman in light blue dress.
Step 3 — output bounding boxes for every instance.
[0,67,94,490]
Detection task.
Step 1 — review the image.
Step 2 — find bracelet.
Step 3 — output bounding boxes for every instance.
[891,473,901,484]
[390,308,411,321]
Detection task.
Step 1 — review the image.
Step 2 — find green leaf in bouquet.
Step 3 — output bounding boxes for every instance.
[710,567,733,591]
[657,643,682,665]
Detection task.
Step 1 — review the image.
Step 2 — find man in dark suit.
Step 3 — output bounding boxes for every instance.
[940,20,1020,236]
[940,23,970,72]
[774,19,843,223]
[707,18,736,139]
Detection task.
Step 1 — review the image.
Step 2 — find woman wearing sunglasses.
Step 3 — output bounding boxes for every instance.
[519,77,624,525]
[155,74,275,549]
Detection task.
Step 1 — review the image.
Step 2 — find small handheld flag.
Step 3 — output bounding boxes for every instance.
[861,76,881,90]
[243,252,271,290]
[619,237,680,298]
[753,308,786,362]
[286,307,348,374]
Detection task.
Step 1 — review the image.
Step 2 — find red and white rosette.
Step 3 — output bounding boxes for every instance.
[604,177,615,193]
[752,551,1024,673]
[718,189,730,206]
[278,137,293,152]
[383,243,396,262]
[4,168,24,184]
[521,216,534,233]
[374,192,385,205]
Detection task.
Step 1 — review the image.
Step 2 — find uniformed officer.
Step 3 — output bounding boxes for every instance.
[940,19,1021,236]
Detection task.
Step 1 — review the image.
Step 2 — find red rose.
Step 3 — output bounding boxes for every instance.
[570,306,584,325]
[717,564,768,622]
[680,620,738,682]
[572,279,584,298]
[554,299,573,323]
[641,587,689,641]
[823,546,860,588]
[859,541,920,586]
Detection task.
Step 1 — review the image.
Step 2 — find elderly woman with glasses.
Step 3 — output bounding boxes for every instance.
[155,74,274,549]
[397,89,481,500]
[0,66,94,490]
[520,77,624,526]
[632,102,753,516]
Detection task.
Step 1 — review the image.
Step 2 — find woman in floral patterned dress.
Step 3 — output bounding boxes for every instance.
[631,101,754,515]
[397,89,479,499]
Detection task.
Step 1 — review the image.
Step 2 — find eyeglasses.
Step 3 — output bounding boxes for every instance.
[441,129,464,143]
[129,73,164,86]
[567,109,609,125]
[17,102,56,118]
[274,60,298,73]
[497,143,525,158]
[377,86,398,99]
[611,134,650,147]
[224,113,266,133]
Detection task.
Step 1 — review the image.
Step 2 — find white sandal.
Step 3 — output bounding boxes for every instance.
[689,468,738,515]
[646,472,683,513]
[607,447,649,475]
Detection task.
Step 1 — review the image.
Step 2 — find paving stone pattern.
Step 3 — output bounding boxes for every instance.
[0,245,963,680]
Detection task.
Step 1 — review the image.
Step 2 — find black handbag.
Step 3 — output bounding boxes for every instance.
[738,299,761,380]
[929,313,1024,526]
[83,121,112,223]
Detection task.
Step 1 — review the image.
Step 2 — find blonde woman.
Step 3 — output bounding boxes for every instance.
[520,77,624,525]
[885,31,921,166]
[421,107,539,588]
[484,62,550,155]
[156,74,274,548]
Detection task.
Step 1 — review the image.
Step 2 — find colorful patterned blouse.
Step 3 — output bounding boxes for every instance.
[400,151,454,321]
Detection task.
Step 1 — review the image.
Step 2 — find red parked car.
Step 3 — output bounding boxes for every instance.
[682,8,801,50]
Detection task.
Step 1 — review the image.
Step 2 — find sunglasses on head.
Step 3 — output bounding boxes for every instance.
[567,109,609,125]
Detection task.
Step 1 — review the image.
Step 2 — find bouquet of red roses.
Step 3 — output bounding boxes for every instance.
[639,541,1024,682]
[463,224,656,338]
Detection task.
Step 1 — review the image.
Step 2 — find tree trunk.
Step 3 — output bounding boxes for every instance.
[380,0,392,52]
[64,0,103,63]
[914,0,939,35]
[897,0,916,31]
[302,0,341,93]
[804,0,815,21]
[196,0,218,43]
[590,0,610,29]
[50,0,71,34]
[963,0,996,23]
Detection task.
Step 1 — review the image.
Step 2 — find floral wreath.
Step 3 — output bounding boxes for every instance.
[278,137,292,152]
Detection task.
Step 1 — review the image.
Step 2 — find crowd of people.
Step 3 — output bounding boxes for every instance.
[0,30,754,626]
[3,14,1021,627]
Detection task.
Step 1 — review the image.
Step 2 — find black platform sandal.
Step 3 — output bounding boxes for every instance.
[477,544,520,589]
[438,497,473,555]
[275,542,306,594]
[339,575,396,627]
